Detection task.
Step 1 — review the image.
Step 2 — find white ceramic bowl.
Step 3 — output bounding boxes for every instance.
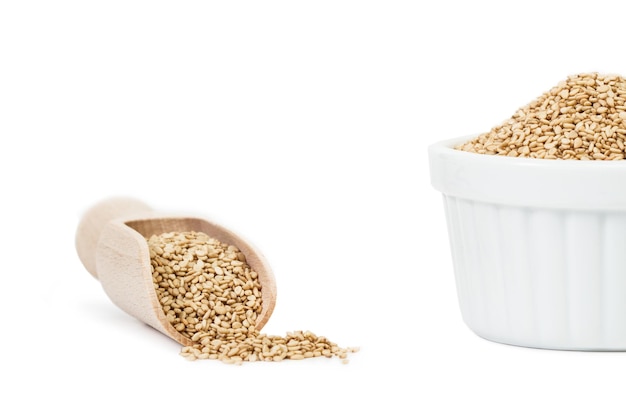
[429,135,626,350]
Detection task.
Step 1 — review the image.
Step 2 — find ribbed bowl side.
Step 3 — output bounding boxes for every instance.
[443,194,626,350]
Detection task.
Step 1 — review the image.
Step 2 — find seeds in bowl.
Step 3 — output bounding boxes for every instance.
[148,231,358,364]
[457,72,626,160]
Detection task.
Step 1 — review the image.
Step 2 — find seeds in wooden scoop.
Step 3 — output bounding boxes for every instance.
[148,231,359,364]
[457,73,626,160]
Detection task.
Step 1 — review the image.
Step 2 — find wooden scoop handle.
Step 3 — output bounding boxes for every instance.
[75,197,153,279]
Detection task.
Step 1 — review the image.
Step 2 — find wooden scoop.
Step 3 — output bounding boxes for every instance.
[75,197,277,346]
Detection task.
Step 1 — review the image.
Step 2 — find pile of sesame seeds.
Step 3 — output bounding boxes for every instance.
[456,73,626,160]
[148,231,358,365]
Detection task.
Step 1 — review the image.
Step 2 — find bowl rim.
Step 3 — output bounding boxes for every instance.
[429,135,626,210]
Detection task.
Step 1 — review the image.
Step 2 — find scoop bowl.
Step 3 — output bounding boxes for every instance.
[75,197,277,346]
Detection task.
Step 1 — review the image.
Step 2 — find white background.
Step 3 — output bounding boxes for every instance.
[3,1,626,416]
